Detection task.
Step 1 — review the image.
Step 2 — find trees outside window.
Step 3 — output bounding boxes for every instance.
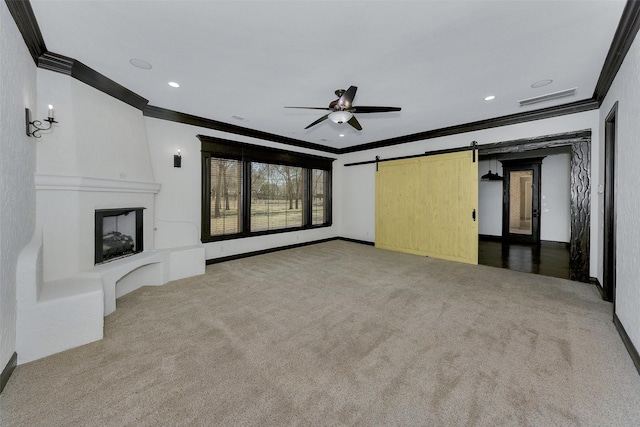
[200,136,333,242]
[250,163,303,232]
[311,169,327,225]
[210,158,242,236]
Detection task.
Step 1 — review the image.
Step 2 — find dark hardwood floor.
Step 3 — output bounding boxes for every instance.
[478,238,570,280]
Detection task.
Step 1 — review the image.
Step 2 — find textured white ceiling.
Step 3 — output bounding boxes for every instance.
[30,0,626,150]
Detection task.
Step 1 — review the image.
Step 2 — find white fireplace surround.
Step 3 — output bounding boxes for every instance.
[16,174,205,363]
[35,174,161,282]
[35,174,162,194]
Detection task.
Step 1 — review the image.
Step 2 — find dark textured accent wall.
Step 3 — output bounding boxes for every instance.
[569,141,591,282]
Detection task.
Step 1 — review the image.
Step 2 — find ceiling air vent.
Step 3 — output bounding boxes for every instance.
[519,88,577,107]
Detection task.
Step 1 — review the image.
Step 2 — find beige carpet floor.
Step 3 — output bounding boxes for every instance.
[2,240,640,426]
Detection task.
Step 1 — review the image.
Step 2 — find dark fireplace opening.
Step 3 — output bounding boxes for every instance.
[95,208,144,264]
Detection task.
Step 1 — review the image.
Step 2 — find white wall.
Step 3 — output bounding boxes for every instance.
[540,152,571,242]
[478,159,503,236]
[339,110,600,275]
[599,30,640,351]
[478,152,571,243]
[37,70,154,181]
[0,3,38,371]
[144,118,204,249]
[36,69,158,281]
[143,117,340,260]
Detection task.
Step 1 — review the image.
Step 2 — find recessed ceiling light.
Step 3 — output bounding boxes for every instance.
[129,58,152,70]
[339,134,345,137]
[484,95,496,101]
[531,79,553,88]
[168,82,180,88]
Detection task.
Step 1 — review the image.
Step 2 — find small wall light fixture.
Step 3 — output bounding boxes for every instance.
[174,149,182,168]
[26,105,58,138]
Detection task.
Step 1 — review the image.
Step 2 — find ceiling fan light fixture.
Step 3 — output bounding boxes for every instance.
[328,111,353,124]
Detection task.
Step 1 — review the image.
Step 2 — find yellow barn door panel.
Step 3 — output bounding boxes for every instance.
[376,151,478,265]
[376,158,427,256]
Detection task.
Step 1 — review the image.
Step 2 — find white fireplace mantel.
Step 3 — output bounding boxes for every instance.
[35,174,161,194]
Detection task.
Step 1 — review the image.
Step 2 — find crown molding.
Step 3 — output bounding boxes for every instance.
[338,99,599,154]
[70,57,149,110]
[4,0,46,63]
[35,51,149,110]
[144,105,340,155]
[593,0,640,104]
[37,51,73,75]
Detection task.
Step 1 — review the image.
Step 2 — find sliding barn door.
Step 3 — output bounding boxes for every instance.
[375,151,478,264]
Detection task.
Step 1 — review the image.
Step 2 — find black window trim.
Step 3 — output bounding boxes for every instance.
[199,135,334,243]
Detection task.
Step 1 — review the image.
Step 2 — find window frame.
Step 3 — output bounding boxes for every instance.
[199,135,334,242]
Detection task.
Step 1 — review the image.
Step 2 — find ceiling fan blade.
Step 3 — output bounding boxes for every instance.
[347,115,362,131]
[285,106,332,111]
[337,85,358,109]
[305,114,330,129]
[351,106,402,113]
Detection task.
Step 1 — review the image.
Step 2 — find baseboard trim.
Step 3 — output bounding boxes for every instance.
[206,237,339,264]
[337,237,375,246]
[613,314,640,376]
[206,236,377,264]
[590,277,605,299]
[479,234,502,242]
[540,240,571,249]
[1,352,17,394]
[478,235,570,248]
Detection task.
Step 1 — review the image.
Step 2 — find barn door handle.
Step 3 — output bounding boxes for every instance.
[472,209,476,221]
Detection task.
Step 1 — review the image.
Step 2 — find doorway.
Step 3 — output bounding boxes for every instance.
[501,158,543,244]
[603,103,617,303]
[478,131,591,282]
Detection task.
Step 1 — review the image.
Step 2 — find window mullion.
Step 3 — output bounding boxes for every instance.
[243,160,252,235]
[325,171,332,225]
[303,168,311,227]
[201,153,211,241]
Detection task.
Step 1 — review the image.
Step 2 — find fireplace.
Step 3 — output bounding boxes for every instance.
[95,208,144,264]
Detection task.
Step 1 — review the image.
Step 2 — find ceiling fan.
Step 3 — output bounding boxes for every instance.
[285,85,401,131]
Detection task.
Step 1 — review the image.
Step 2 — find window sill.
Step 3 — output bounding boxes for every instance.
[202,222,332,243]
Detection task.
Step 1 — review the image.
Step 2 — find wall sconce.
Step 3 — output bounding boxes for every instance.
[174,150,182,168]
[26,105,58,138]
